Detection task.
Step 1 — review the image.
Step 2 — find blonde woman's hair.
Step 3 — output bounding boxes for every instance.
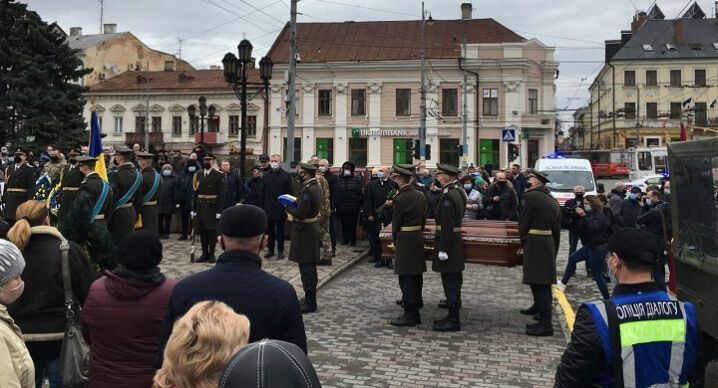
[8,200,49,251]
[153,301,250,388]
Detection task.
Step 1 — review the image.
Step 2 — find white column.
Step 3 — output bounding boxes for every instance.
[367,82,382,167]
[302,82,315,161]
[426,80,440,168]
[334,82,348,164]
[269,83,283,156]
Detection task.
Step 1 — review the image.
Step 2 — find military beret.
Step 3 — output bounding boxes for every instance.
[436,163,460,176]
[298,162,317,171]
[392,164,415,177]
[608,228,660,266]
[218,204,268,238]
[135,151,155,159]
[526,168,550,184]
[114,145,134,154]
[75,155,97,164]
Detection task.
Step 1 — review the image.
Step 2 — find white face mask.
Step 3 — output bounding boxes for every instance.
[343,170,351,176]
[463,184,473,191]
[270,162,280,170]
[0,280,25,305]
[319,166,327,173]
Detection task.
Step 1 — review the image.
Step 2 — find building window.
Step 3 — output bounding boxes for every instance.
[670,70,681,87]
[348,138,367,167]
[528,89,539,114]
[646,70,658,86]
[624,102,636,119]
[695,69,706,87]
[396,88,411,116]
[479,139,499,168]
[247,116,257,137]
[229,115,239,137]
[624,70,635,86]
[439,138,460,166]
[151,117,161,133]
[282,137,301,163]
[441,88,458,116]
[393,138,413,164]
[316,138,334,165]
[318,89,332,116]
[208,117,219,133]
[172,116,181,137]
[646,102,658,119]
[113,116,123,133]
[351,89,365,116]
[482,88,498,116]
[670,102,682,119]
[135,116,146,133]
[695,102,707,126]
[189,117,197,135]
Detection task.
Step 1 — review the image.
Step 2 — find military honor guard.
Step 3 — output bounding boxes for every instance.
[108,145,142,242]
[431,163,467,332]
[519,169,561,337]
[137,151,161,234]
[284,162,323,313]
[389,164,427,327]
[2,149,36,224]
[57,150,84,222]
[193,154,225,263]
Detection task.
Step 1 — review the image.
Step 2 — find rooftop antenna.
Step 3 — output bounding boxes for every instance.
[99,0,104,33]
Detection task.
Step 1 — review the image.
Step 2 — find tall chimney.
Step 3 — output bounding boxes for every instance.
[69,27,82,37]
[631,11,647,33]
[461,3,472,20]
[674,20,684,44]
[103,23,117,34]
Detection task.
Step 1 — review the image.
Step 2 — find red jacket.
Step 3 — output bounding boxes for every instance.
[81,271,177,388]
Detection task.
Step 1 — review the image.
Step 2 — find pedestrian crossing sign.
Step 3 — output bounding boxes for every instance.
[501,129,516,142]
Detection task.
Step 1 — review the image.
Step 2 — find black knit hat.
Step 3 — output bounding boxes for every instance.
[117,231,163,271]
[608,228,660,265]
[218,340,321,388]
[219,205,267,238]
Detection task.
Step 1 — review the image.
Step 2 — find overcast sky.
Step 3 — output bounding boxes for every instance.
[23,0,717,126]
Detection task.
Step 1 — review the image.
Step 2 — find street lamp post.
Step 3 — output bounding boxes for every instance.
[259,56,274,155]
[187,96,213,145]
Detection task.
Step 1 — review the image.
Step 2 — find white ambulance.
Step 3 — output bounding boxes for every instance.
[534,156,604,206]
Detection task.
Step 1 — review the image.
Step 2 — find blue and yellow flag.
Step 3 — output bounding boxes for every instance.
[89,111,108,181]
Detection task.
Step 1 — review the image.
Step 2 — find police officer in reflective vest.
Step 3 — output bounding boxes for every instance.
[555,228,702,387]
[137,151,161,234]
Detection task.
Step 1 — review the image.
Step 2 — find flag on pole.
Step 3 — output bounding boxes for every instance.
[710,98,717,109]
[679,120,687,141]
[682,97,693,110]
[89,111,108,181]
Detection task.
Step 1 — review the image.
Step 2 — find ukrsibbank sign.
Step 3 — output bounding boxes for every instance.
[361,129,410,136]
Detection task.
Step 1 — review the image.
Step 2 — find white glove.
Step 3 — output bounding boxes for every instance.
[438,251,449,261]
[175,204,180,208]
[191,211,197,218]
[216,213,221,219]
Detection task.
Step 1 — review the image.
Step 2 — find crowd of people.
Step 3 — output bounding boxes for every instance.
[0,141,707,387]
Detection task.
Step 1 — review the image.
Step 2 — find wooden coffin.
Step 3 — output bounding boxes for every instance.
[379,219,523,267]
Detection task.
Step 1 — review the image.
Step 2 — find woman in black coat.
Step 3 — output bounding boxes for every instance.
[157,164,178,239]
[335,161,363,246]
[174,161,199,240]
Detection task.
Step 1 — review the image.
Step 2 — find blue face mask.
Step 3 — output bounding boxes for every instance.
[663,189,671,196]
[464,184,473,191]
[376,171,385,179]
[188,166,197,173]
[645,198,653,206]
[584,205,592,212]
[628,193,638,201]
[162,170,172,177]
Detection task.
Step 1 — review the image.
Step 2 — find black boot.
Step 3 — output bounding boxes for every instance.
[386,260,394,270]
[526,323,553,336]
[433,308,460,332]
[520,305,538,315]
[301,291,317,314]
[439,299,461,309]
[390,305,419,327]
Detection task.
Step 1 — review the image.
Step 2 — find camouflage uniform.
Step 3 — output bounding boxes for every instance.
[316,173,332,259]
[42,156,67,183]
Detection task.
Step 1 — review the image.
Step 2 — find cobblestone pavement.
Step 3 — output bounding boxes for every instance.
[158,235,369,299]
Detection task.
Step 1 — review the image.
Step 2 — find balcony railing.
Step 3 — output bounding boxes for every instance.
[125,132,164,146]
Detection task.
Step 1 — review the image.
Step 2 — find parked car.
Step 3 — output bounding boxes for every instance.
[623,174,665,192]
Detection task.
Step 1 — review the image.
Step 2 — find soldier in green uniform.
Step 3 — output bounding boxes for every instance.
[137,151,161,235]
[432,163,467,332]
[108,145,142,242]
[193,154,225,263]
[2,149,36,224]
[389,164,427,327]
[57,150,84,222]
[284,162,323,313]
[519,169,561,337]
[42,145,66,183]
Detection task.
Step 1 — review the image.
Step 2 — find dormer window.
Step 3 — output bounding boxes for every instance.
[665,43,677,51]
[642,44,653,51]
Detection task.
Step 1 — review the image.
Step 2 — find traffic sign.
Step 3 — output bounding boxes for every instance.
[501,128,516,142]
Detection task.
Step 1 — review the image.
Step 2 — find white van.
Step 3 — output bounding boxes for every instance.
[534,157,603,206]
[628,146,668,181]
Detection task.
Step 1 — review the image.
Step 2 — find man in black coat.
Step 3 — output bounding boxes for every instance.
[336,161,363,246]
[363,166,394,267]
[221,159,241,209]
[509,164,528,204]
[108,146,142,243]
[617,186,643,228]
[193,154,225,263]
[137,151,161,235]
[243,166,263,207]
[562,186,585,256]
[58,150,84,222]
[156,204,307,368]
[482,172,519,221]
[261,154,292,260]
[318,159,339,255]
[637,187,671,291]
[2,149,35,224]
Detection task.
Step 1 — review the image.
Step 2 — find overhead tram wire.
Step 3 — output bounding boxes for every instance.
[199,0,284,33]
[308,0,419,17]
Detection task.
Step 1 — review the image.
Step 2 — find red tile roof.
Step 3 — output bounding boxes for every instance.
[267,19,525,63]
[89,70,262,93]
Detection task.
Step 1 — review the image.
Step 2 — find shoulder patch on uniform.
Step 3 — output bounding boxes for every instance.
[443,200,451,207]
